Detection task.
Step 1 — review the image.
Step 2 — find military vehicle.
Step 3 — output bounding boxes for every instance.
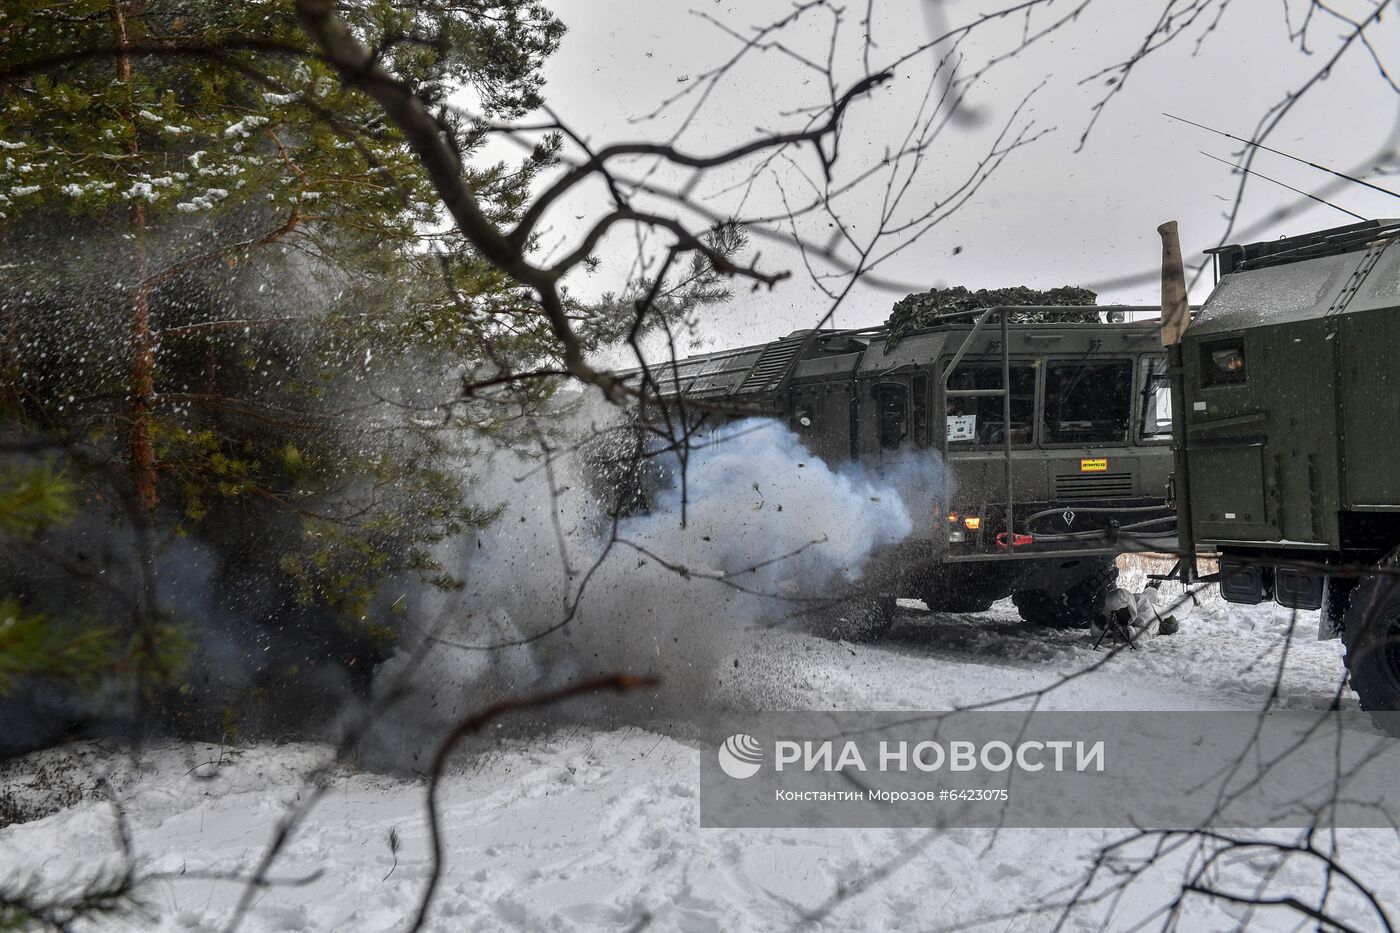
[617,305,1178,638]
[1160,217,1400,719]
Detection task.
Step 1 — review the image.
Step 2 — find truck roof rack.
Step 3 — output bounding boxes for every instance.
[617,307,1162,398]
[1207,218,1400,274]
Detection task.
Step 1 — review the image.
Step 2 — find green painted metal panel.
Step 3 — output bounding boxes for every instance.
[1339,308,1400,508]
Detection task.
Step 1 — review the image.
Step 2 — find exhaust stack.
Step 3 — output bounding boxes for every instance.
[1157,220,1190,347]
[1157,220,1195,583]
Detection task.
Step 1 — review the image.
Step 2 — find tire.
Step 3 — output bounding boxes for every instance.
[1012,559,1119,630]
[918,566,1000,613]
[1340,566,1400,734]
[921,590,996,613]
[806,594,897,643]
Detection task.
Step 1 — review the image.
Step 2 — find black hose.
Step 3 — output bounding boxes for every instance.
[1029,516,1178,543]
[1022,503,1173,526]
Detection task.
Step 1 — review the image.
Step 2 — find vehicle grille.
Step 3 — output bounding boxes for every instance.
[1053,472,1135,500]
[736,335,806,394]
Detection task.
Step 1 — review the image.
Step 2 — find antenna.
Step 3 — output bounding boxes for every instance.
[1166,112,1400,200]
[1199,151,1366,222]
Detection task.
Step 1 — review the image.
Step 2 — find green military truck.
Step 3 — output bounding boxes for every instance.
[621,306,1177,637]
[1162,217,1400,719]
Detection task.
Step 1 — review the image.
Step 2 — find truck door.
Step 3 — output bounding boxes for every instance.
[941,359,1043,516]
[1183,332,1281,541]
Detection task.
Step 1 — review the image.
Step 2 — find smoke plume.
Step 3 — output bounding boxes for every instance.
[359,414,947,763]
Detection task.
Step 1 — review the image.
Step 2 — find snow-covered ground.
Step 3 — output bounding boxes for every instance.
[4,591,1398,932]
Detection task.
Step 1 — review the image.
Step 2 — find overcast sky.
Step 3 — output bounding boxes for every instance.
[494,0,1400,352]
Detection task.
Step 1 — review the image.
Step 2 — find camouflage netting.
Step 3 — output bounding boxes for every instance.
[884,285,1098,352]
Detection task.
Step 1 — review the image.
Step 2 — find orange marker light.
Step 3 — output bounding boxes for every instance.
[964,516,982,531]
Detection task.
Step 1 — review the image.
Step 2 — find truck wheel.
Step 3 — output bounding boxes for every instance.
[806,594,897,643]
[917,566,1001,613]
[921,588,996,613]
[1341,569,1400,734]
[1012,559,1119,630]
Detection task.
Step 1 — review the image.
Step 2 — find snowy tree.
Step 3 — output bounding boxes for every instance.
[0,0,570,736]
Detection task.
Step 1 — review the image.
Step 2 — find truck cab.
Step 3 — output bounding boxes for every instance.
[622,308,1177,627]
[1165,218,1400,727]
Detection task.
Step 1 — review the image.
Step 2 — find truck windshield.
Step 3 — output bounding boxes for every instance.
[945,363,1035,446]
[1140,356,1172,439]
[1043,359,1132,444]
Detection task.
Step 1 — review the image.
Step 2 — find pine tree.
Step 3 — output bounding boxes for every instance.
[0,0,567,739]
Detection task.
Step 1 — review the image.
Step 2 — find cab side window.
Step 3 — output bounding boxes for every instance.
[1140,356,1172,439]
[1201,339,1247,387]
[1043,359,1132,444]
